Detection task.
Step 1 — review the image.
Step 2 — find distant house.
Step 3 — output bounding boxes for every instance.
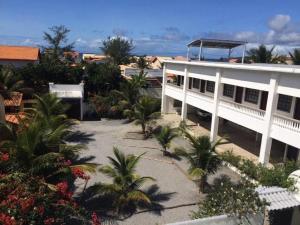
[82,53,107,64]
[150,56,173,69]
[0,45,40,67]
[63,51,81,64]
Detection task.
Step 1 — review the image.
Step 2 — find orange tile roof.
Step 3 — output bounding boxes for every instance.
[5,113,25,125]
[3,92,23,107]
[0,45,40,61]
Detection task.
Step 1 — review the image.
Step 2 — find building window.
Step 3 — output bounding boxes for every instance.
[277,94,292,112]
[188,78,192,89]
[192,78,200,89]
[223,84,234,98]
[206,81,215,93]
[244,88,259,104]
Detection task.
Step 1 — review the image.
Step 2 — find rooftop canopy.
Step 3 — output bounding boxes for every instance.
[187,38,247,49]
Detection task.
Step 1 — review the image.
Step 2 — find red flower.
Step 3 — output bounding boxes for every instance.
[44,218,55,225]
[19,197,35,213]
[56,181,68,195]
[1,153,9,161]
[91,212,101,225]
[71,167,90,180]
[64,160,72,166]
[37,205,45,216]
[0,213,16,225]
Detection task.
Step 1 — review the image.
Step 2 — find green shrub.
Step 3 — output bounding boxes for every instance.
[220,150,241,168]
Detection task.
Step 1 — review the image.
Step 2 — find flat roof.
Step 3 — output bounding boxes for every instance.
[163,59,300,74]
[187,38,247,49]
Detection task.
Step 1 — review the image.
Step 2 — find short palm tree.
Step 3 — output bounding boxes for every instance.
[93,148,155,215]
[289,49,300,65]
[247,44,283,64]
[136,55,150,73]
[175,129,225,193]
[155,125,178,156]
[124,96,160,135]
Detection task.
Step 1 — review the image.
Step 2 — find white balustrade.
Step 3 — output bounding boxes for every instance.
[220,99,265,119]
[273,114,300,133]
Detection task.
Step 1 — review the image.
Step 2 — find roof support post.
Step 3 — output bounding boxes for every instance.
[198,41,203,61]
[186,47,190,61]
[242,44,246,64]
[228,48,232,62]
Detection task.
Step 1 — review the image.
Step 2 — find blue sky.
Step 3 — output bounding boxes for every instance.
[1,0,300,56]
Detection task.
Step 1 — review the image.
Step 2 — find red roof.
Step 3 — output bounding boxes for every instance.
[0,45,40,61]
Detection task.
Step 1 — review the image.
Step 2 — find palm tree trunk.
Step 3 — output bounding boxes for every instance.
[141,123,146,134]
[0,94,5,123]
[199,175,207,193]
[163,147,168,156]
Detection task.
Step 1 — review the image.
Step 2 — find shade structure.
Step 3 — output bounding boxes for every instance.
[187,38,247,49]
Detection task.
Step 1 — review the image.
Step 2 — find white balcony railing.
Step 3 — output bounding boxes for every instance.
[273,114,300,133]
[220,98,266,119]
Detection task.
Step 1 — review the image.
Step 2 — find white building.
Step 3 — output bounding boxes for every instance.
[49,82,84,120]
[161,60,300,165]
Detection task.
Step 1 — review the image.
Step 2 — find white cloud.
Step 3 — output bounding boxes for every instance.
[235,31,257,42]
[75,38,87,44]
[268,14,291,32]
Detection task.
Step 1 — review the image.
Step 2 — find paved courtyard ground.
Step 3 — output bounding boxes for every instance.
[74,119,240,225]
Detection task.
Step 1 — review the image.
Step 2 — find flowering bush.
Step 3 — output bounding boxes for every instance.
[0,172,96,224]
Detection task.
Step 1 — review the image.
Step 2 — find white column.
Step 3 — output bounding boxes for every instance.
[181,66,189,120]
[210,69,222,142]
[259,74,279,165]
[161,64,167,114]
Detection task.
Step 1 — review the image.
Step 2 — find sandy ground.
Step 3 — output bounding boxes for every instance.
[73,119,240,225]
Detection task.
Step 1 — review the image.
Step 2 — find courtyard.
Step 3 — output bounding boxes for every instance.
[74,118,240,225]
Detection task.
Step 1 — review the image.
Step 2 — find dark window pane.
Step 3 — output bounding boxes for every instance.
[192,78,200,89]
[206,81,215,93]
[244,88,259,104]
[188,78,192,89]
[277,94,292,112]
[223,84,234,98]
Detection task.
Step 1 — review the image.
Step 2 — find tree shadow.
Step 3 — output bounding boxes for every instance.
[78,184,175,220]
[66,130,95,144]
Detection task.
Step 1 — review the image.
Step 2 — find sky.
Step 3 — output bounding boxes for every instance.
[1,0,300,56]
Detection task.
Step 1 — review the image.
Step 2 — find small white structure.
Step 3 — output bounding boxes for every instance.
[49,82,84,120]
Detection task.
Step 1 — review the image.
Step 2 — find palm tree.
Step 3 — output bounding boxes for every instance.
[246,44,283,64]
[175,129,225,193]
[0,94,96,182]
[92,148,155,215]
[289,49,300,65]
[124,96,160,135]
[136,55,150,73]
[155,125,178,156]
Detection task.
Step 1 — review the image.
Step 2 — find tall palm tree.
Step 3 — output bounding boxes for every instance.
[155,125,178,156]
[246,44,283,64]
[92,148,155,215]
[289,48,300,65]
[124,96,160,134]
[175,129,225,193]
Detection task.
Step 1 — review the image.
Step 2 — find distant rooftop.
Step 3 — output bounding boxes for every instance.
[187,38,247,49]
[0,45,40,61]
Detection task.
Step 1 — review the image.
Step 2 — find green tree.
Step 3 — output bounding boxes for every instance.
[289,48,300,65]
[175,130,224,193]
[155,125,178,156]
[43,25,74,60]
[91,148,155,215]
[101,36,134,65]
[192,176,267,222]
[246,44,283,63]
[124,96,160,135]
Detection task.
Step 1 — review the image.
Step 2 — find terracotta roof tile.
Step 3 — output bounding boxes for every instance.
[0,45,40,61]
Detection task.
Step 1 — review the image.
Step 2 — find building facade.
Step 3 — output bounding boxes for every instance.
[161,60,300,164]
